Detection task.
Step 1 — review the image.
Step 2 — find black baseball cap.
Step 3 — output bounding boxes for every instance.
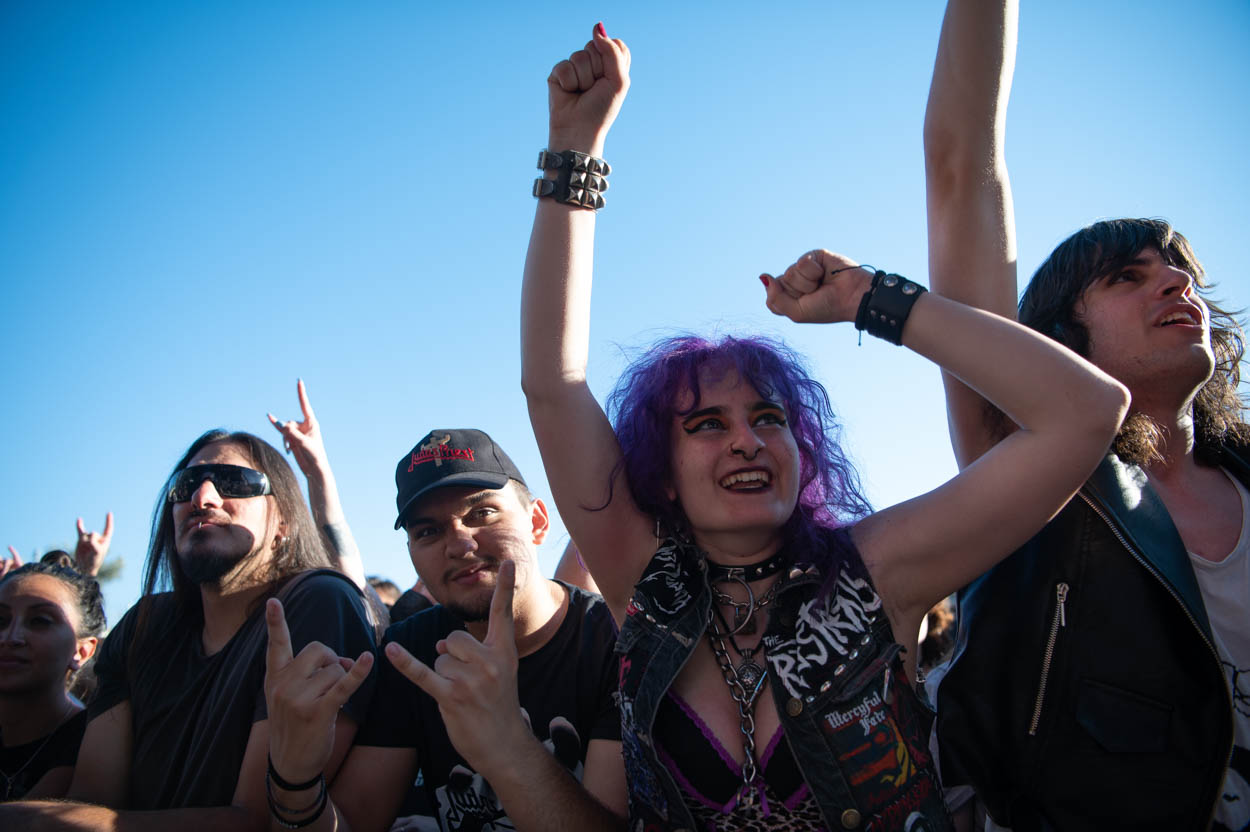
[394,429,527,530]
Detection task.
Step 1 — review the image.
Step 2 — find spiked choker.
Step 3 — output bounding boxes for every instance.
[706,548,788,583]
[707,548,788,636]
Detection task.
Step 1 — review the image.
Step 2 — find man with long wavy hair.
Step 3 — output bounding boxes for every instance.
[924,2,1249,830]
[0,430,376,832]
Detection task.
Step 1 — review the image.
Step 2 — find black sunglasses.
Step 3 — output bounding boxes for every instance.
[167,464,272,503]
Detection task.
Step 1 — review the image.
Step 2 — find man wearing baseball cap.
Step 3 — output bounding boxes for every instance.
[263,429,626,832]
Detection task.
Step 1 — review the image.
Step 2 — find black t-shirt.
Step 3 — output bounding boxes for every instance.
[358,582,620,832]
[0,709,87,802]
[90,569,376,810]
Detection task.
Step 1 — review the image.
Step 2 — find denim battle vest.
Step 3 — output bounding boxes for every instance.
[616,530,952,831]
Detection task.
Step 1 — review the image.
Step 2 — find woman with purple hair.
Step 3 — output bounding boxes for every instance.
[521,23,1129,831]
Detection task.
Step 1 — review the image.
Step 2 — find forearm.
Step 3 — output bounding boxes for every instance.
[924,0,1016,210]
[477,735,625,832]
[0,801,265,832]
[924,0,1018,315]
[901,293,1129,440]
[304,469,365,589]
[519,129,605,401]
[320,519,365,590]
[304,465,345,530]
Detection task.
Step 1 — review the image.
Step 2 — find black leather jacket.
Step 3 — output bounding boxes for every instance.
[936,448,1245,831]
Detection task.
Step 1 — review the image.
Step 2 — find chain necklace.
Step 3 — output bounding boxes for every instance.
[711,603,767,689]
[707,606,769,809]
[0,700,74,801]
[709,574,780,635]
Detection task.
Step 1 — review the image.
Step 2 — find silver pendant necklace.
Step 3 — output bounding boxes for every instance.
[707,606,769,808]
[709,574,780,636]
[0,701,75,801]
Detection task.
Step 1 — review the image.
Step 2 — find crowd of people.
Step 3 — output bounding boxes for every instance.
[2,1,1247,830]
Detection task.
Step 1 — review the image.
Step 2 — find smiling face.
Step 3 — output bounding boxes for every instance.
[403,483,548,622]
[0,573,96,696]
[171,441,285,588]
[667,368,800,558]
[1076,247,1214,404]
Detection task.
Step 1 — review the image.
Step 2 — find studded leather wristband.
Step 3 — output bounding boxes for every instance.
[854,270,927,345]
[532,149,611,210]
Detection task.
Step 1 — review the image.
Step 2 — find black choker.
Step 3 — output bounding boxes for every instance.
[707,549,788,583]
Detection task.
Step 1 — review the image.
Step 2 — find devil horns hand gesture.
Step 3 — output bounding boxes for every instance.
[264,599,374,785]
[74,512,114,577]
[384,560,528,774]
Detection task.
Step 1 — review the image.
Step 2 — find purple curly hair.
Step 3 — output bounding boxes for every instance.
[606,334,872,572]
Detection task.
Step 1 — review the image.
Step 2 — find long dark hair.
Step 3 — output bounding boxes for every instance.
[1019,218,1248,465]
[139,430,332,620]
[0,562,106,639]
[1,562,106,692]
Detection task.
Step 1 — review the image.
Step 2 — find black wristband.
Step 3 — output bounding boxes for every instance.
[854,270,927,345]
[532,149,611,210]
[267,755,322,793]
[267,771,328,829]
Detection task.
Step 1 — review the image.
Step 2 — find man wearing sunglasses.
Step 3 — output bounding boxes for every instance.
[263,428,627,832]
[0,429,376,832]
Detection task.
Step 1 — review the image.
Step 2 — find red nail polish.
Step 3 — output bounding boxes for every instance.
[595,22,606,37]
[759,275,769,288]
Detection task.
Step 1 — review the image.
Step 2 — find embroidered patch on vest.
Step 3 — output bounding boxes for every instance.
[764,568,883,699]
[820,691,937,829]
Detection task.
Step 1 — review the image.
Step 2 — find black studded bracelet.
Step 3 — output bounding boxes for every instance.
[853,269,927,345]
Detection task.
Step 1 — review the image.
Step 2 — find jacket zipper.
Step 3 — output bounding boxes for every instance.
[1076,491,1233,829]
[1028,582,1068,736]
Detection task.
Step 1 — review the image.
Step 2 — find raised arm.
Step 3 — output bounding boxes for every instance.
[269,379,366,589]
[2,546,23,578]
[765,253,1128,639]
[74,513,113,578]
[520,25,652,616]
[925,0,1019,467]
[552,539,601,595]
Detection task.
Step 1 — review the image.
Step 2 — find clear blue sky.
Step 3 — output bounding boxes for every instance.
[3,1,1247,629]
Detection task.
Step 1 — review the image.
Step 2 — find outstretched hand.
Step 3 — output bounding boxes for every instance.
[761,250,875,325]
[264,597,374,784]
[268,379,330,479]
[547,24,631,149]
[74,512,113,577]
[1,546,21,579]
[385,560,526,773]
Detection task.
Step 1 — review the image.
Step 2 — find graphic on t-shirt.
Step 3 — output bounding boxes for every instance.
[1214,661,1250,832]
[1228,661,1250,719]
[433,713,584,832]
